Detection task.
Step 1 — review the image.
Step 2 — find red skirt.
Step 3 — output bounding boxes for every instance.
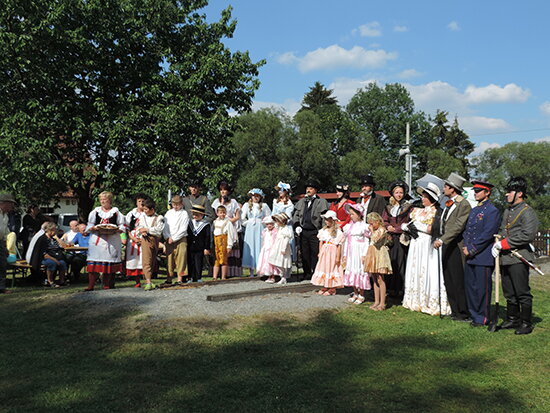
[87,261,122,274]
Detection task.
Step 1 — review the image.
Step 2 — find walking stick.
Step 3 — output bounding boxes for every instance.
[437,248,443,319]
[488,235,501,332]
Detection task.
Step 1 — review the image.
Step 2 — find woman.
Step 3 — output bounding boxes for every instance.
[125,193,149,286]
[329,184,355,228]
[85,191,126,291]
[212,181,242,277]
[272,181,296,261]
[402,183,451,316]
[30,222,68,287]
[241,188,271,275]
[382,181,412,299]
[20,204,42,256]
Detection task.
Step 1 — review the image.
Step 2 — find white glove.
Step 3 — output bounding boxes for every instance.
[491,241,502,258]
[295,227,303,235]
[401,223,409,231]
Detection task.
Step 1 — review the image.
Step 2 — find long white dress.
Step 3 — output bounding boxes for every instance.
[272,200,296,260]
[342,221,371,290]
[125,208,145,275]
[268,225,293,272]
[86,207,126,273]
[402,206,451,316]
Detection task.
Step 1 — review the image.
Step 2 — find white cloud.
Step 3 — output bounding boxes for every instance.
[355,22,382,37]
[251,99,301,116]
[398,69,423,79]
[459,116,511,132]
[394,25,408,32]
[465,83,530,104]
[535,136,550,143]
[472,141,502,155]
[447,21,460,31]
[277,45,397,72]
[329,77,378,104]
[540,101,550,116]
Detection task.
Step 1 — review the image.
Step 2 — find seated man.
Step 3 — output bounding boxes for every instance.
[68,223,90,282]
[62,220,79,243]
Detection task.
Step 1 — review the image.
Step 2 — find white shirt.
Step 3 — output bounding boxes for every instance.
[163,208,189,241]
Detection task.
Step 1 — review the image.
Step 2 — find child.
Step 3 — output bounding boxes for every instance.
[136,199,165,291]
[187,204,211,283]
[126,193,148,287]
[241,188,271,275]
[342,204,371,304]
[364,212,393,310]
[163,195,190,285]
[268,213,293,285]
[257,215,280,283]
[212,205,238,280]
[311,210,344,296]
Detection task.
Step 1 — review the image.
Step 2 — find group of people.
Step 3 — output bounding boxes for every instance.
[0,173,540,334]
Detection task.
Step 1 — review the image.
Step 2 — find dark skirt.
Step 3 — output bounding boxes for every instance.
[386,233,408,296]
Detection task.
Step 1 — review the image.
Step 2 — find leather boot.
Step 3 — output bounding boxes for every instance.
[85,273,98,291]
[515,305,533,335]
[500,303,520,329]
[102,274,111,289]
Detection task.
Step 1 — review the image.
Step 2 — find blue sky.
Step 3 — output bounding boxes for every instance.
[204,0,550,153]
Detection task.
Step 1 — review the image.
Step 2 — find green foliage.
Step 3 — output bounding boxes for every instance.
[0,0,263,217]
[474,141,550,227]
[299,81,338,111]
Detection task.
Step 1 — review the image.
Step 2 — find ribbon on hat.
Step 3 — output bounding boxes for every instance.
[276,181,291,192]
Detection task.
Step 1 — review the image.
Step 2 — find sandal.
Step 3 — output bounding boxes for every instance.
[318,288,328,295]
[353,295,365,305]
[323,289,336,296]
[348,294,357,303]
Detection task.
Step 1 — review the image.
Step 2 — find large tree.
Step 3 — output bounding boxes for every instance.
[299,81,338,112]
[0,0,263,217]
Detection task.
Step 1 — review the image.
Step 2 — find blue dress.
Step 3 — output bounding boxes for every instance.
[241,202,271,270]
[272,200,296,261]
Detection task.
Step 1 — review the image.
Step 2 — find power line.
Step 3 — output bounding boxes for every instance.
[469,127,550,138]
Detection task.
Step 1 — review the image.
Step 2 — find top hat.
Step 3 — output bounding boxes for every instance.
[359,175,376,187]
[304,181,320,190]
[417,182,441,202]
[444,172,467,193]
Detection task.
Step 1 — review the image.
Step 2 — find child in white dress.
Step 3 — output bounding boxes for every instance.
[257,216,280,283]
[268,213,293,285]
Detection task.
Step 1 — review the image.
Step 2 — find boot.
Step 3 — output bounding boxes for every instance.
[85,273,98,291]
[500,303,520,329]
[515,305,533,335]
[102,274,111,289]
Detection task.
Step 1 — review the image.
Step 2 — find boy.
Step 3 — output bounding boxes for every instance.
[163,195,189,285]
[187,204,211,283]
[136,199,165,290]
[212,205,237,280]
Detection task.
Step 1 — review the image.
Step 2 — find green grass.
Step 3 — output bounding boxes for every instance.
[1,274,549,413]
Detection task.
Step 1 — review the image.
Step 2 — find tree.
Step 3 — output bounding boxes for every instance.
[474,142,550,227]
[0,0,263,217]
[299,81,338,111]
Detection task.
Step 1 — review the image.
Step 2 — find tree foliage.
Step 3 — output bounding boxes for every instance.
[0,0,263,217]
[299,81,338,111]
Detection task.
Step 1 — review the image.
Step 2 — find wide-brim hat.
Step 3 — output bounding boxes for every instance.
[321,210,340,221]
[248,188,265,197]
[191,204,206,215]
[344,203,365,217]
[359,175,376,186]
[262,216,274,224]
[417,182,441,202]
[274,181,291,193]
[389,180,411,198]
[471,179,494,191]
[0,192,16,203]
[444,172,467,193]
[272,212,289,224]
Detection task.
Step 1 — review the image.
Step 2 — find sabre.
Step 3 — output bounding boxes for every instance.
[510,250,545,276]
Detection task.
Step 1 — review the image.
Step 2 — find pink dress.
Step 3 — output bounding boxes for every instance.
[256,227,280,276]
[311,228,344,288]
[342,221,371,290]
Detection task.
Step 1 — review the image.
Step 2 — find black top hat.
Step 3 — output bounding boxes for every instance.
[304,181,320,190]
[359,175,376,186]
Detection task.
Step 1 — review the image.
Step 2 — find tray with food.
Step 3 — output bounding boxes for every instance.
[95,224,120,234]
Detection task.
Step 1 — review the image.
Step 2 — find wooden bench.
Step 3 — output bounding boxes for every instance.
[8,260,45,287]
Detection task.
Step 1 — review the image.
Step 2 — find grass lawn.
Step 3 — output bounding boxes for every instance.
[1,273,549,413]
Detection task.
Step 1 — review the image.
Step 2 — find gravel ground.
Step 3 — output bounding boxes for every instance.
[69,259,550,321]
[69,279,354,320]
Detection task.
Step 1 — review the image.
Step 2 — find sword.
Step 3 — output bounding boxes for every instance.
[510,250,545,276]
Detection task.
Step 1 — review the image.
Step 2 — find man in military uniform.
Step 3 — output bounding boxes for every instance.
[462,180,501,327]
[492,177,539,335]
[433,172,472,321]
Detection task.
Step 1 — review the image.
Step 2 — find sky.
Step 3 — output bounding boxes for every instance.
[203,0,550,154]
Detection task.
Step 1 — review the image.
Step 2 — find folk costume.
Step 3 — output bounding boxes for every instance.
[163,207,189,280]
[241,190,271,272]
[311,226,344,289]
[213,216,238,266]
[403,183,451,316]
[125,208,146,278]
[463,180,501,326]
[212,197,242,276]
[187,206,211,282]
[437,173,472,320]
[136,213,165,283]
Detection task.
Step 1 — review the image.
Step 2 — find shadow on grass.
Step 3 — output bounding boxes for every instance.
[0,294,530,413]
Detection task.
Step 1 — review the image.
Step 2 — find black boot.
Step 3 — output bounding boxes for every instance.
[515,305,533,335]
[500,303,520,329]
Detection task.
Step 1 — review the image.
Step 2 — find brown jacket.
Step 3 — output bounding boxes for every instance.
[440,195,471,246]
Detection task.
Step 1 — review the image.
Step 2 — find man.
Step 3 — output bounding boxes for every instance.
[357,175,386,220]
[433,172,471,321]
[462,180,501,327]
[62,220,79,243]
[0,193,17,294]
[293,182,329,280]
[182,182,214,223]
[69,223,90,282]
[492,177,539,335]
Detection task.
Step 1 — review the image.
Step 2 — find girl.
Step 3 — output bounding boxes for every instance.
[342,204,371,304]
[241,188,271,275]
[311,210,344,295]
[364,212,393,310]
[126,193,148,287]
[272,182,296,260]
[212,205,238,281]
[257,216,280,283]
[268,213,293,285]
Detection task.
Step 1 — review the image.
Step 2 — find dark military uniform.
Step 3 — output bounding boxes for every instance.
[498,201,539,330]
[463,198,501,325]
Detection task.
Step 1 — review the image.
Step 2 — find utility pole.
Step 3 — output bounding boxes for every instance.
[399,122,413,196]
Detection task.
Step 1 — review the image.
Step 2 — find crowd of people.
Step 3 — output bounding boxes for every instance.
[0,172,540,334]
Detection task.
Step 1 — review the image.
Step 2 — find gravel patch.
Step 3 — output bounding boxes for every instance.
[69,279,353,320]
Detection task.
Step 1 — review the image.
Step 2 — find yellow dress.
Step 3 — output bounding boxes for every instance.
[364,227,392,275]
